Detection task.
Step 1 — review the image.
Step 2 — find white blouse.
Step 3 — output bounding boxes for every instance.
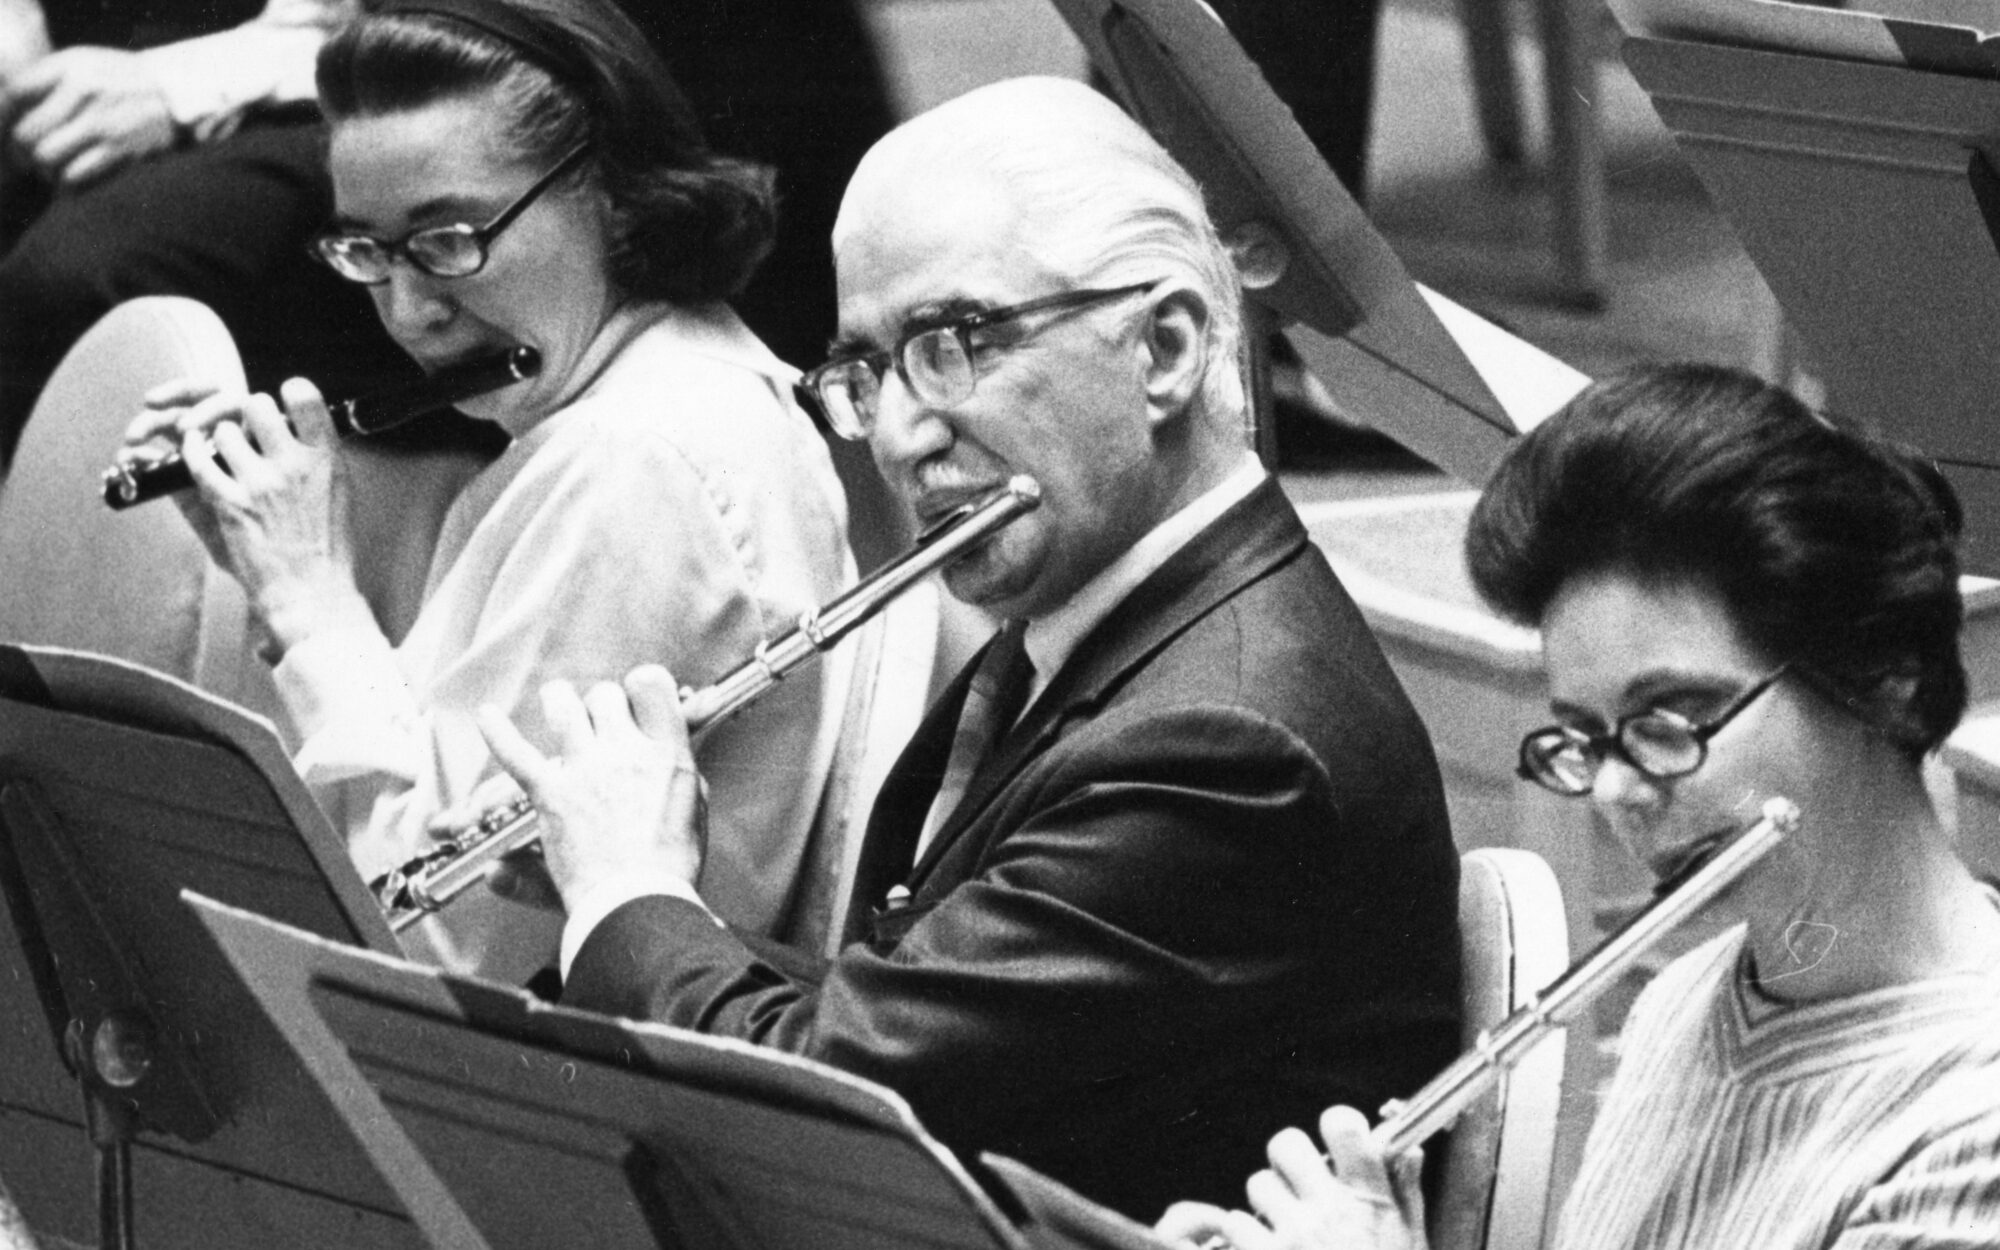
[274,301,854,981]
[1555,916,2000,1250]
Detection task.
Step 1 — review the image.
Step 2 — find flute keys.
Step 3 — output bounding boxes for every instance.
[478,797,531,835]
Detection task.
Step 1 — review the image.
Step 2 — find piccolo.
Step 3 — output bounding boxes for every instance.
[371,474,1044,931]
[100,346,542,510]
[1370,794,1800,1156]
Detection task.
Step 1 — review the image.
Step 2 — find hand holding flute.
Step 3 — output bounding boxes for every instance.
[474,664,712,924]
[1155,797,1800,1250]
[119,373,381,662]
[111,349,537,663]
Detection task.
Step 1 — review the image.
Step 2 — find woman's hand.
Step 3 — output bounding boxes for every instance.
[125,375,372,659]
[1154,1107,1429,1250]
[123,377,244,564]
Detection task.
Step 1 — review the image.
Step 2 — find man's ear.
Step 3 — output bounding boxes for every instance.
[1138,284,1210,429]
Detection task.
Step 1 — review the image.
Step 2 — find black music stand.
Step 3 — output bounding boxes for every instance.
[190,893,1186,1250]
[1048,0,1591,483]
[0,643,423,1248]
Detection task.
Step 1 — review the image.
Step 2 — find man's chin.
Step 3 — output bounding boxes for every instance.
[942,552,1038,617]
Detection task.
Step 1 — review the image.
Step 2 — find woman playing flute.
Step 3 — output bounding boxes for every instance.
[1159,363,2000,1249]
[117,0,853,980]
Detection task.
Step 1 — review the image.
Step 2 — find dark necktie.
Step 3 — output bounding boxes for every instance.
[850,623,1035,941]
[916,621,1035,859]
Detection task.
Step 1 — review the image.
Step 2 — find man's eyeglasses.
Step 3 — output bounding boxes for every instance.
[801,282,1158,440]
[310,143,591,285]
[1517,666,1790,797]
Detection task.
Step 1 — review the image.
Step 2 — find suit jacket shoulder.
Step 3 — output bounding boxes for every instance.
[566,479,1461,1219]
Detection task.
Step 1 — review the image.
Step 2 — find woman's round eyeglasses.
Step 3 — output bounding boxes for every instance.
[1517,665,1789,797]
[800,282,1159,441]
[310,144,590,285]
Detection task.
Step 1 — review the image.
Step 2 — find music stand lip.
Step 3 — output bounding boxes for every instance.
[188,891,1040,1250]
[1616,0,2000,75]
[1045,0,1524,471]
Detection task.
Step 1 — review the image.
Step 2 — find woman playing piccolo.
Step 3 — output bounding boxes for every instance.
[1160,364,2000,1250]
[116,0,853,981]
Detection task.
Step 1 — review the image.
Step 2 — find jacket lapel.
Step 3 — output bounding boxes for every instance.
[840,650,983,945]
[906,480,1309,885]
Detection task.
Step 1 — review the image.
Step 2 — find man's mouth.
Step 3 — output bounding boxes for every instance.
[914,485,1004,531]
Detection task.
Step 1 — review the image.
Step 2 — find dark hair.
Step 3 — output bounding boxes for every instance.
[1466,362,1967,759]
[317,0,777,303]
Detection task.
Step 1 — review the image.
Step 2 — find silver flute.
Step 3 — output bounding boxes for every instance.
[371,474,1044,931]
[1198,798,1800,1248]
[1369,794,1799,1156]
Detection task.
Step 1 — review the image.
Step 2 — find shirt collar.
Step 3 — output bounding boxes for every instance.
[1021,451,1266,702]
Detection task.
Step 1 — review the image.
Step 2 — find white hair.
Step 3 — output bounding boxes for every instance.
[839,77,1247,425]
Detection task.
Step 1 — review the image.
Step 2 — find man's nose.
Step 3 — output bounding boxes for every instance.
[867,370,952,468]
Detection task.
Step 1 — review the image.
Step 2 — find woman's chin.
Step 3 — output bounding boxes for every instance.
[459,389,549,437]
[454,395,510,425]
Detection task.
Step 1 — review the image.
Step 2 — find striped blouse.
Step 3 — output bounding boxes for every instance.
[1552,924,2000,1249]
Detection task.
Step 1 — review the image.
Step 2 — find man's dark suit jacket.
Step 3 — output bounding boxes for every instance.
[565,478,1462,1220]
